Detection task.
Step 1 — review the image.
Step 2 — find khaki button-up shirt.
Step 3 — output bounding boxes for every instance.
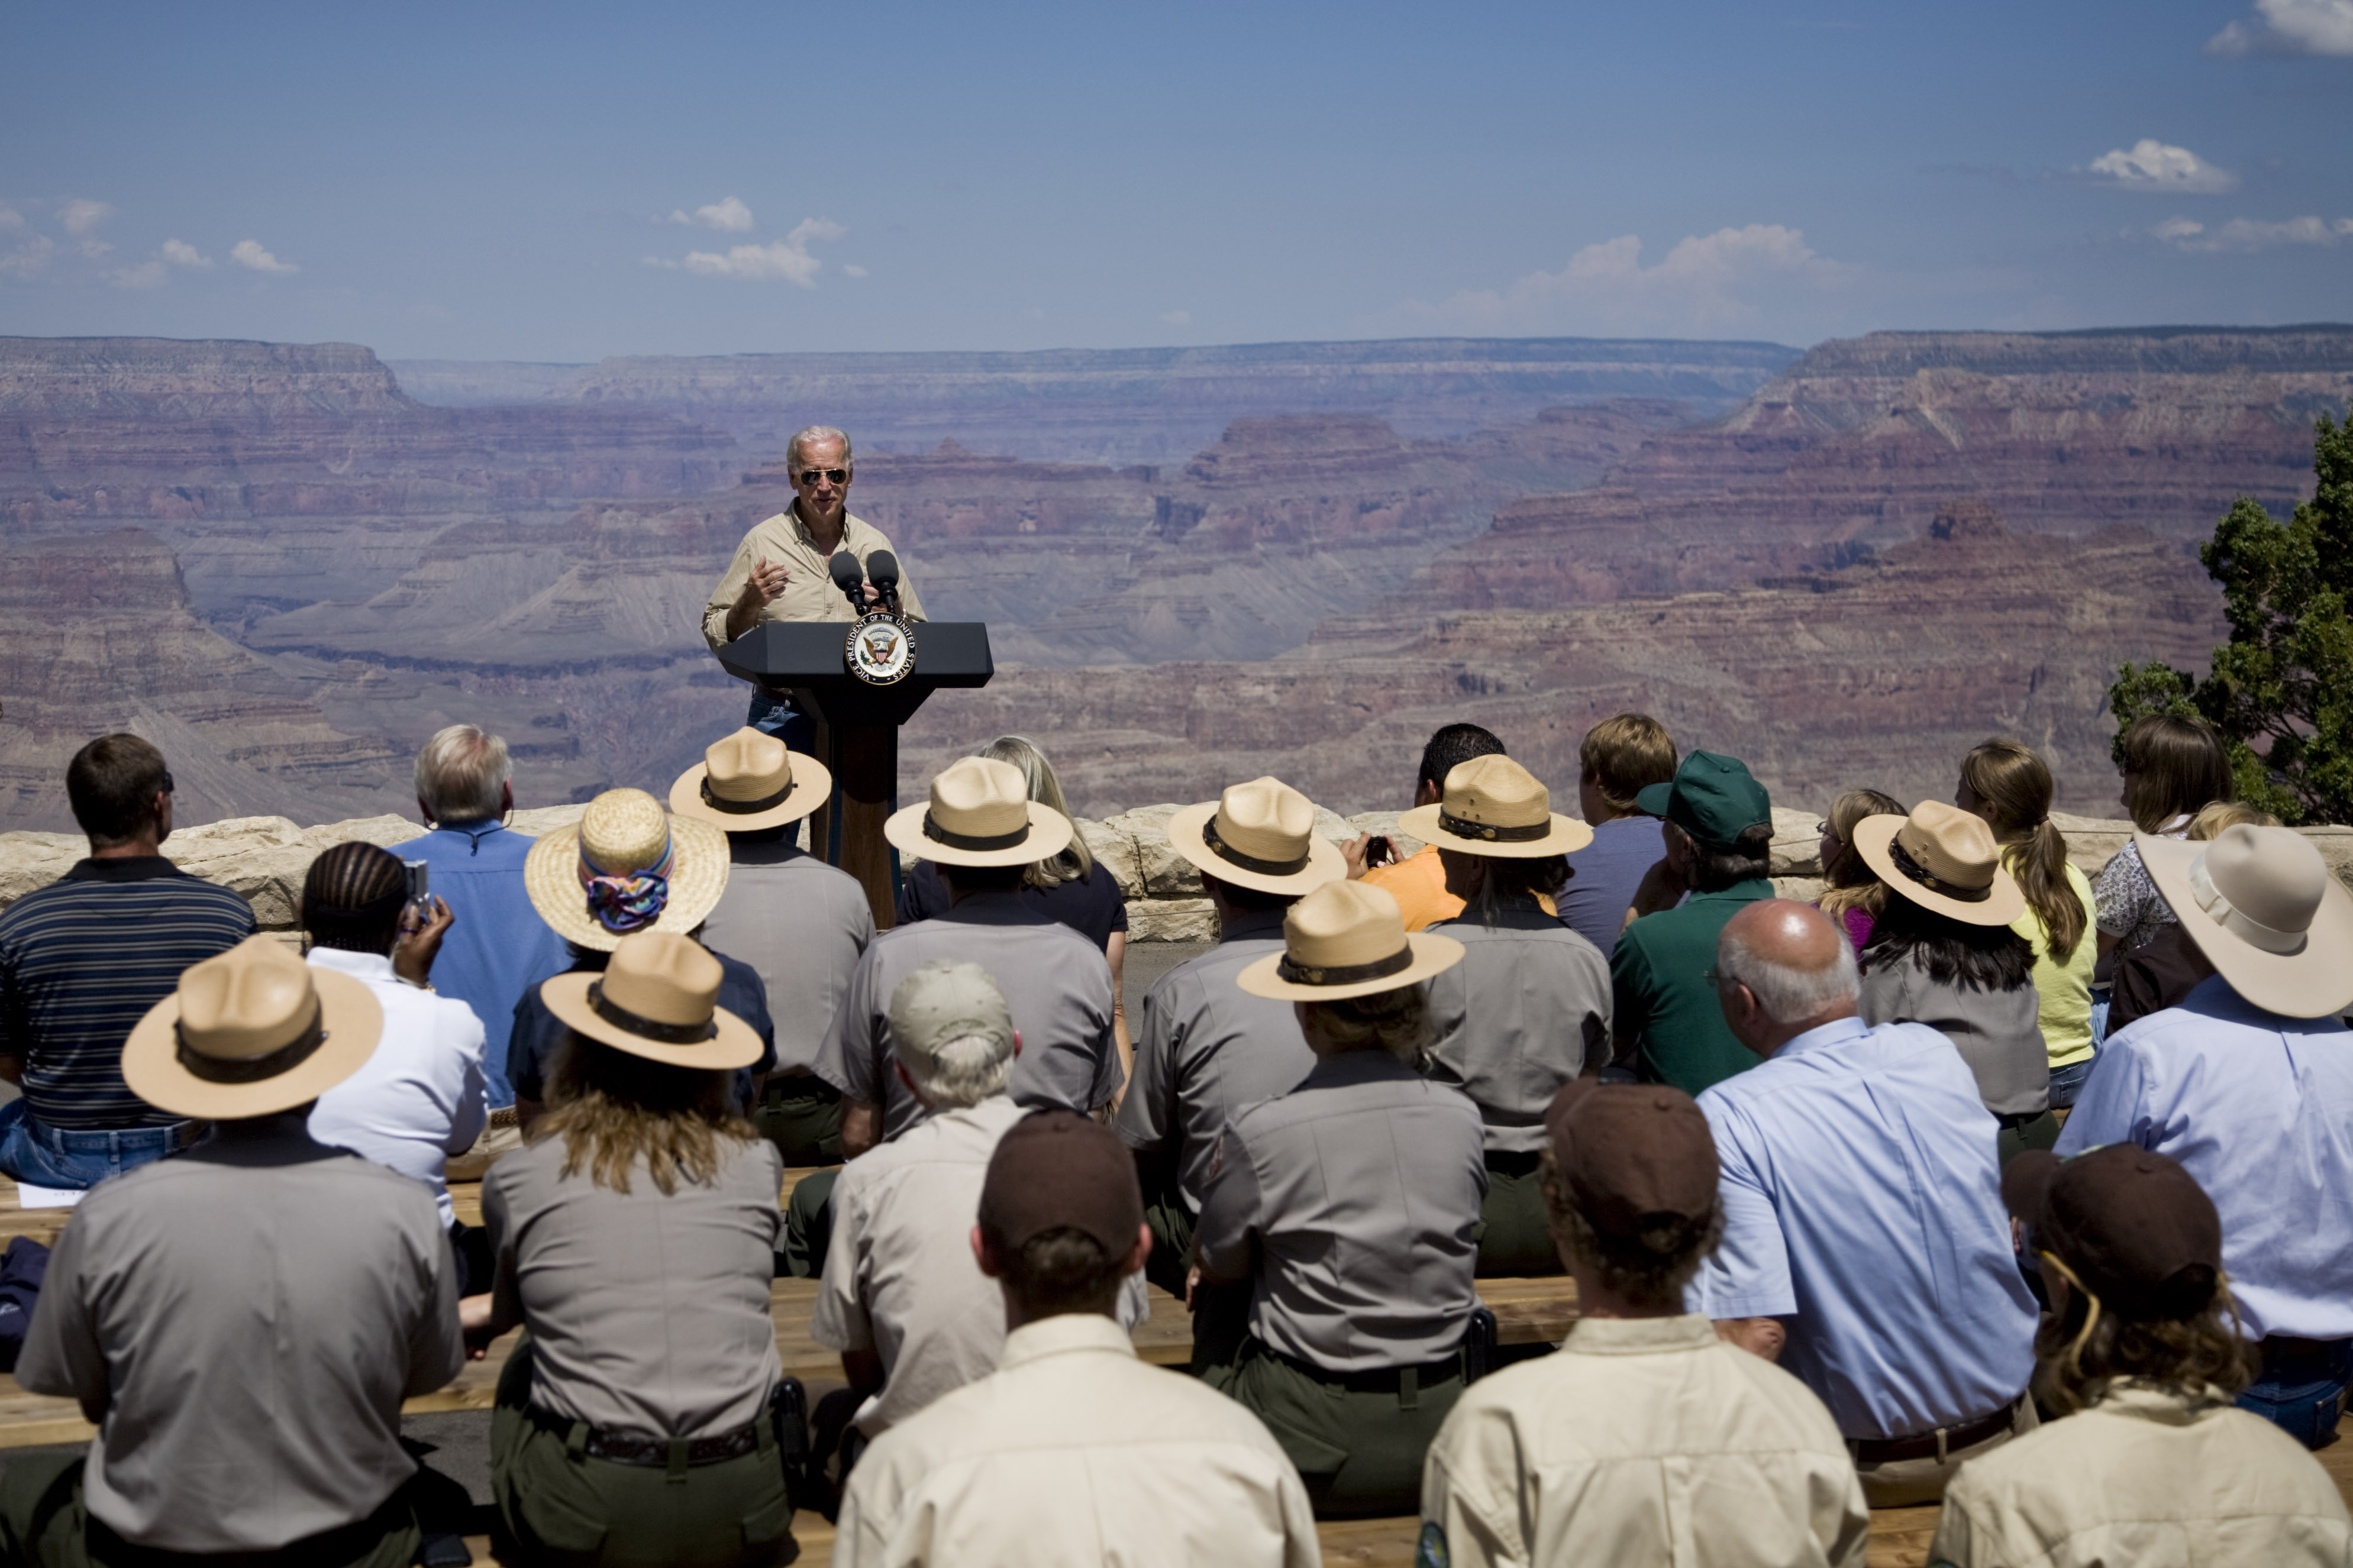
[701,507,928,658]
[1421,1314,1869,1568]
[835,1312,1321,1568]
[1928,1382,2353,1567]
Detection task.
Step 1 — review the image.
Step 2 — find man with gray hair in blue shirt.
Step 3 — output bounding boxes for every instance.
[1687,899,2038,1508]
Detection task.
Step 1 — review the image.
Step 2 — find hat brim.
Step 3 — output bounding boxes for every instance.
[538,971,765,1071]
[524,815,733,953]
[884,800,1075,868]
[1396,803,1593,859]
[1236,932,1466,1002]
[2139,833,2353,1019]
[1852,814,2028,927]
[667,751,832,833]
[122,964,383,1121]
[1164,800,1348,895]
[1632,781,1674,818]
[2000,1149,2064,1231]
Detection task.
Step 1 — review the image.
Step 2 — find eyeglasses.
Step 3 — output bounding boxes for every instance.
[794,467,849,485]
[161,770,175,795]
[1815,821,1836,839]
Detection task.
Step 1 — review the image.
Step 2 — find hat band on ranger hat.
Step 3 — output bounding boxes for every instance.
[1890,837,1992,902]
[577,835,676,935]
[2188,854,2307,955]
[922,813,1030,852]
[174,1007,326,1085]
[1276,944,1414,988]
[1202,814,1311,878]
[699,777,797,816]
[1436,809,1552,844]
[588,981,718,1046]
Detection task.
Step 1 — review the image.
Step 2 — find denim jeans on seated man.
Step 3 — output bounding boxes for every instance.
[0,1100,179,1189]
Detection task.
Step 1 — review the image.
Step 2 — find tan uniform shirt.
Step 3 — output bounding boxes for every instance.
[1421,1314,1870,1568]
[834,1312,1320,1568]
[701,507,928,658]
[1928,1382,2353,1567]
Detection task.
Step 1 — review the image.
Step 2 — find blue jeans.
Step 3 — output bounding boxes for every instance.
[0,1099,184,1190]
[2046,1053,2098,1110]
[2239,1337,2352,1450]
[745,689,820,754]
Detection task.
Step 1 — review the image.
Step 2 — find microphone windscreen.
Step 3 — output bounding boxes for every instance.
[828,553,863,593]
[866,550,900,589]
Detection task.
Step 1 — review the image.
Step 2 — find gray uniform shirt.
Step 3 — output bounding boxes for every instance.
[699,841,875,1074]
[18,1123,462,1554]
[815,893,1119,1142]
[1113,909,1315,1215]
[1426,903,1613,1155]
[1195,1049,1487,1372]
[483,1133,784,1438]
[1857,949,2049,1117]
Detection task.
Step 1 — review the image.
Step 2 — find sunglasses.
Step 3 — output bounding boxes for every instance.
[161,770,175,795]
[795,467,849,485]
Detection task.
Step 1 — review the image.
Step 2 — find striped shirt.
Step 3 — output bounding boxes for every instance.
[0,858,257,1129]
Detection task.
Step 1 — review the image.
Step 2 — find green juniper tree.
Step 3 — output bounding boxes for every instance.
[2108,402,2353,826]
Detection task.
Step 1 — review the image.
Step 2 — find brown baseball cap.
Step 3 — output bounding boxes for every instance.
[978,1110,1145,1257]
[2004,1146,2223,1321]
[1543,1080,1720,1250]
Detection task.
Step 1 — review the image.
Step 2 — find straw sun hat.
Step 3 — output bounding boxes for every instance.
[1399,755,1593,858]
[124,936,382,1120]
[540,929,763,1071]
[883,756,1074,869]
[1238,880,1464,1003]
[669,727,832,833]
[1165,775,1347,896]
[1854,799,2027,926]
[525,788,730,952]
[2139,823,2353,1019]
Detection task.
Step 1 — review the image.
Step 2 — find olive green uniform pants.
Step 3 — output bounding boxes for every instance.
[753,1074,841,1169]
[0,1454,418,1568]
[1476,1150,1563,1278]
[1199,1336,1465,1517]
[779,1166,838,1279]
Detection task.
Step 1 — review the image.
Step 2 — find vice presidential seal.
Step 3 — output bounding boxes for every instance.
[846,611,916,686]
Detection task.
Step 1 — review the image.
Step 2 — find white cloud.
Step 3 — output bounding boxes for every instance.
[1411,224,1853,333]
[60,198,113,235]
[841,263,869,277]
[2209,0,2353,54]
[2152,214,2353,251]
[76,238,113,260]
[111,260,168,289]
[231,238,299,274]
[1159,309,1191,325]
[647,216,844,285]
[0,207,22,231]
[160,238,213,268]
[2084,140,2238,195]
[0,235,56,280]
[667,195,755,231]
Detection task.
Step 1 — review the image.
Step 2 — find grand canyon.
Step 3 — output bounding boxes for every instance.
[2,326,2346,833]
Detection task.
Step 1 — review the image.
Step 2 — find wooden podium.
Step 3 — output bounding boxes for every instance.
[716,621,994,928]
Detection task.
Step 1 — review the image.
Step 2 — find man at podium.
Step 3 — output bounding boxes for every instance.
[701,424,928,746]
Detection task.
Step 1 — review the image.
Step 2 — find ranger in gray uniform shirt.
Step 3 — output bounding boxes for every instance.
[1405,755,1612,1275]
[2,937,463,1568]
[673,728,873,1165]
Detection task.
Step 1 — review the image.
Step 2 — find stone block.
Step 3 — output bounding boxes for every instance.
[1079,819,1143,900]
[1126,898,1216,943]
[1103,805,1202,897]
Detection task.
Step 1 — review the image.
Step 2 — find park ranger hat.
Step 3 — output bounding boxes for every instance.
[669,726,832,833]
[1166,775,1347,896]
[1238,879,1463,1002]
[540,930,764,1071]
[124,936,382,1120]
[525,788,731,952]
[1400,755,1594,859]
[2139,824,2353,1018]
[885,756,1074,869]
[1854,800,2026,927]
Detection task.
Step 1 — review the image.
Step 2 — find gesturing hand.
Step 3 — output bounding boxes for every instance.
[745,556,792,604]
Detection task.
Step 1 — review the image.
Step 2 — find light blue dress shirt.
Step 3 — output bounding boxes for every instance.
[1687,1015,2039,1441]
[398,821,569,1108]
[2055,974,2353,1343]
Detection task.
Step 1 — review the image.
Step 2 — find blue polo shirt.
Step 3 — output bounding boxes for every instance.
[398,821,568,1108]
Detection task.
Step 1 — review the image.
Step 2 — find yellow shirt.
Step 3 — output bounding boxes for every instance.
[2011,859,2097,1069]
[699,507,928,659]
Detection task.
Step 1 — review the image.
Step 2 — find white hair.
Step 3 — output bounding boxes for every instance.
[786,425,853,476]
[414,724,511,823]
[1716,923,1860,1024]
[900,1031,1014,1110]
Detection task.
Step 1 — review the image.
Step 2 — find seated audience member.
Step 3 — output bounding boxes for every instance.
[1931,1146,2352,1566]
[1345,723,1512,931]
[0,735,256,1188]
[674,728,871,1166]
[2106,801,2278,1033]
[402,725,569,1178]
[1852,801,2054,1160]
[1610,751,1776,1094]
[1558,713,1676,954]
[1957,739,2099,1111]
[300,843,490,1281]
[468,932,795,1568]
[1814,787,1904,951]
[1692,900,2039,1506]
[2091,714,2232,969]
[1408,755,1610,1275]
[1116,777,1337,1303]
[508,788,773,1126]
[1195,881,1485,1517]
[835,1113,1318,1567]
[2056,823,2353,1449]
[1420,1081,1869,1568]
[2,937,462,1566]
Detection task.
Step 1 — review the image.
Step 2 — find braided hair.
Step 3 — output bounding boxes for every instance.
[302,842,408,954]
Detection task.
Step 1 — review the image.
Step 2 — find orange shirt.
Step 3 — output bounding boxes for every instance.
[1361,843,1560,932]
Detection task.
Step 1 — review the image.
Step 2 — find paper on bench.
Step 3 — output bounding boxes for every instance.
[13,1184,84,1209]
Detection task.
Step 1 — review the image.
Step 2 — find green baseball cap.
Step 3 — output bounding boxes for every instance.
[1634,751,1771,851]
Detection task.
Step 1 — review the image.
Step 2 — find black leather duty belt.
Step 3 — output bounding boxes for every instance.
[1850,1395,2022,1464]
[583,1422,762,1469]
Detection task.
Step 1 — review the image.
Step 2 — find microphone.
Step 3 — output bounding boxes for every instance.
[865,551,902,614]
[827,551,866,610]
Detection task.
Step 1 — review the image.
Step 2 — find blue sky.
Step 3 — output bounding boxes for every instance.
[2,0,2348,360]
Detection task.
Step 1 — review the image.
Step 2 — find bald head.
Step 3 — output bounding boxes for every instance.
[1715,899,1860,1057]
